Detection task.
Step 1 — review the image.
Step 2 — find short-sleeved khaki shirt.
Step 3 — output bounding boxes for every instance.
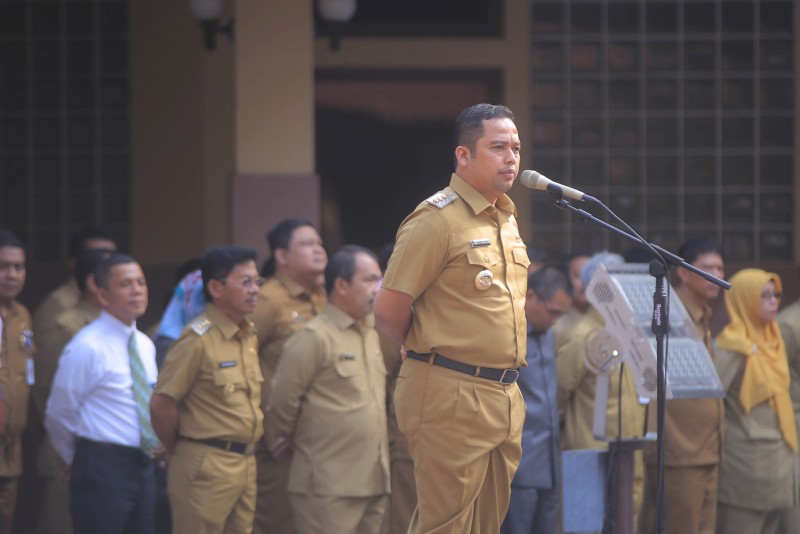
[268,304,389,497]
[0,300,35,476]
[382,173,529,369]
[33,278,80,332]
[156,303,263,443]
[31,299,99,421]
[249,273,326,410]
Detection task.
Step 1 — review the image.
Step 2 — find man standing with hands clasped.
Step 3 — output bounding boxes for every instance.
[151,245,264,534]
[374,103,530,533]
[46,252,164,534]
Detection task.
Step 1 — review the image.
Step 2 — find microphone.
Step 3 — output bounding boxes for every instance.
[519,170,600,204]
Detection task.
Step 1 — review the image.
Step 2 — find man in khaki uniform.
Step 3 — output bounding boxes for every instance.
[151,245,264,534]
[250,218,327,534]
[269,245,389,533]
[374,103,529,533]
[0,229,35,534]
[642,238,725,534]
[32,225,116,334]
[556,252,646,530]
[31,249,111,534]
[552,251,591,350]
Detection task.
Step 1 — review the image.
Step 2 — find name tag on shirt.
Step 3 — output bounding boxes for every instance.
[219,361,237,368]
[471,239,491,248]
[338,354,355,361]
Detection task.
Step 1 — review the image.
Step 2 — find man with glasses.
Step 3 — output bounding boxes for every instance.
[502,265,571,534]
[151,245,264,534]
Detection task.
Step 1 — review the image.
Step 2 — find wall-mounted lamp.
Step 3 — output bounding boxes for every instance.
[190,0,234,51]
[317,0,357,51]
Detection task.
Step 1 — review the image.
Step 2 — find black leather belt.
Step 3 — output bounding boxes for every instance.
[183,437,257,456]
[406,351,520,384]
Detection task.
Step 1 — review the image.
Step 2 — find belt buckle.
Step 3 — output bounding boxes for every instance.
[244,443,256,456]
[499,368,519,384]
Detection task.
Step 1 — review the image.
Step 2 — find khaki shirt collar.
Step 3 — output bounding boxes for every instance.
[76,297,100,316]
[275,272,316,299]
[324,303,375,331]
[205,303,254,340]
[450,173,517,217]
[675,286,711,326]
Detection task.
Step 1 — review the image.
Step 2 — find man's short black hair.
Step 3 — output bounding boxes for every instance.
[453,103,515,168]
[324,245,378,295]
[75,249,115,294]
[677,237,722,265]
[528,264,572,301]
[261,218,316,277]
[68,225,117,259]
[95,252,138,289]
[561,249,593,273]
[201,245,258,302]
[0,229,25,253]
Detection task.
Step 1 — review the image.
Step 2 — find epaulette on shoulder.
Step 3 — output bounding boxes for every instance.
[190,317,212,336]
[425,190,457,209]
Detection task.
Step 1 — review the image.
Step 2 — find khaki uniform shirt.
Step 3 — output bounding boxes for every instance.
[0,300,34,476]
[31,299,99,421]
[33,279,80,332]
[552,304,587,352]
[32,299,99,477]
[778,299,800,444]
[715,347,798,510]
[556,307,646,450]
[268,304,390,497]
[155,304,263,444]
[249,274,326,415]
[382,173,529,368]
[645,287,724,466]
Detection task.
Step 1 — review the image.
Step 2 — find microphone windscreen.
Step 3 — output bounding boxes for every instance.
[519,170,544,189]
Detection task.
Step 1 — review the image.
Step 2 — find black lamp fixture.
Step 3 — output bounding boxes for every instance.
[190,0,234,51]
[317,0,357,51]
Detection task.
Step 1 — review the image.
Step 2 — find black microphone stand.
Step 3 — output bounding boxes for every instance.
[549,193,729,534]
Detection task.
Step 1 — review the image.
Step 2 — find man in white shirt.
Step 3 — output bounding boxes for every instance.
[46,253,164,534]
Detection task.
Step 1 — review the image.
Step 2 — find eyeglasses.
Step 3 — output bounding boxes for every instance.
[535,293,568,319]
[218,276,266,290]
[761,291,781,301]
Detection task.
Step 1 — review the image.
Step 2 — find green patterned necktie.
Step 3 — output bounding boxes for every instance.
[128,332,160,457]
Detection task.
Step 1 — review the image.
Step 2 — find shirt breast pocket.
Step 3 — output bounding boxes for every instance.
[463,248,501,298]
[213,367,246,399]
[511,246,531,297]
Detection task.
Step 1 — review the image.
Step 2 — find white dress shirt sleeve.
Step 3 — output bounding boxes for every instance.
[45,338,102,464]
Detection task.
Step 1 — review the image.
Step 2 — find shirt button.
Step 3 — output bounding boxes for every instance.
[484,256,490,263]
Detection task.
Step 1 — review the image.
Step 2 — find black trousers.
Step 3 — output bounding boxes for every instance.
[69,438,155,534]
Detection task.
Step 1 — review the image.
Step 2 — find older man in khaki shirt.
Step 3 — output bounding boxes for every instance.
[375,104,529,534]
[268,245,389,534]
[151,246,264,534]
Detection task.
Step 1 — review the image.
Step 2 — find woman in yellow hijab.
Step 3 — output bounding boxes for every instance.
[715,268,798,534]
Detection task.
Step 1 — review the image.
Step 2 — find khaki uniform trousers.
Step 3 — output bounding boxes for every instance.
[291,493,388,534]
[0,477,17,534]
[253,450,293,534]
[388,457,416,534]
[395,360,524,534]
[717,503,784,534]
[35,439,71,534]
[168,440,257,534]
[642,462,718,534]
